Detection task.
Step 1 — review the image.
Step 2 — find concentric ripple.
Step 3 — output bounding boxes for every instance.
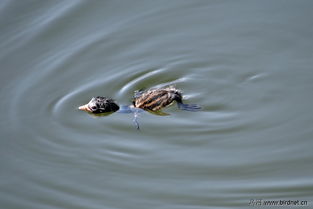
[2,1,313,209]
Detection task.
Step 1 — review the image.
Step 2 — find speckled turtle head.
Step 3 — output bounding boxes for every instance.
[78,96,119,113]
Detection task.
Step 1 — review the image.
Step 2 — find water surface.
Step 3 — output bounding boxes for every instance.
[1,1,313,209]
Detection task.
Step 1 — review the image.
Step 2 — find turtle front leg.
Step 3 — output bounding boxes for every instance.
[133,111,140,130]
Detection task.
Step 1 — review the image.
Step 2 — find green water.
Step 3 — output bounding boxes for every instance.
[0,1,312,209]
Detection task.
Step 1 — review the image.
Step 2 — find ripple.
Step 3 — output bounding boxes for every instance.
[0,1,80,57]
[117,68,191,99]
[117,68,165,97]
[2,1,313,209]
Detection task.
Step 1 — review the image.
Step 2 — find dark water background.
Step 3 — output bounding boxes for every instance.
[1,1,313,209]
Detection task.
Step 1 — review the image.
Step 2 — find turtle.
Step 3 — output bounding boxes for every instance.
[78,86,201,129]
[132,86,201,112]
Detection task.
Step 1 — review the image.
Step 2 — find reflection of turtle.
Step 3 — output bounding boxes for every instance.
[78,86,201,129]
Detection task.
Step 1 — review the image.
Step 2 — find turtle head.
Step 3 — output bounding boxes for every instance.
[79,96,119,113]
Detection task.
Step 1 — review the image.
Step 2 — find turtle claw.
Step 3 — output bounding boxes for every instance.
[133,110,141,130]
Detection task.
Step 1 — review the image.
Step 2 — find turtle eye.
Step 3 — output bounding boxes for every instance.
[90,106,97,110]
